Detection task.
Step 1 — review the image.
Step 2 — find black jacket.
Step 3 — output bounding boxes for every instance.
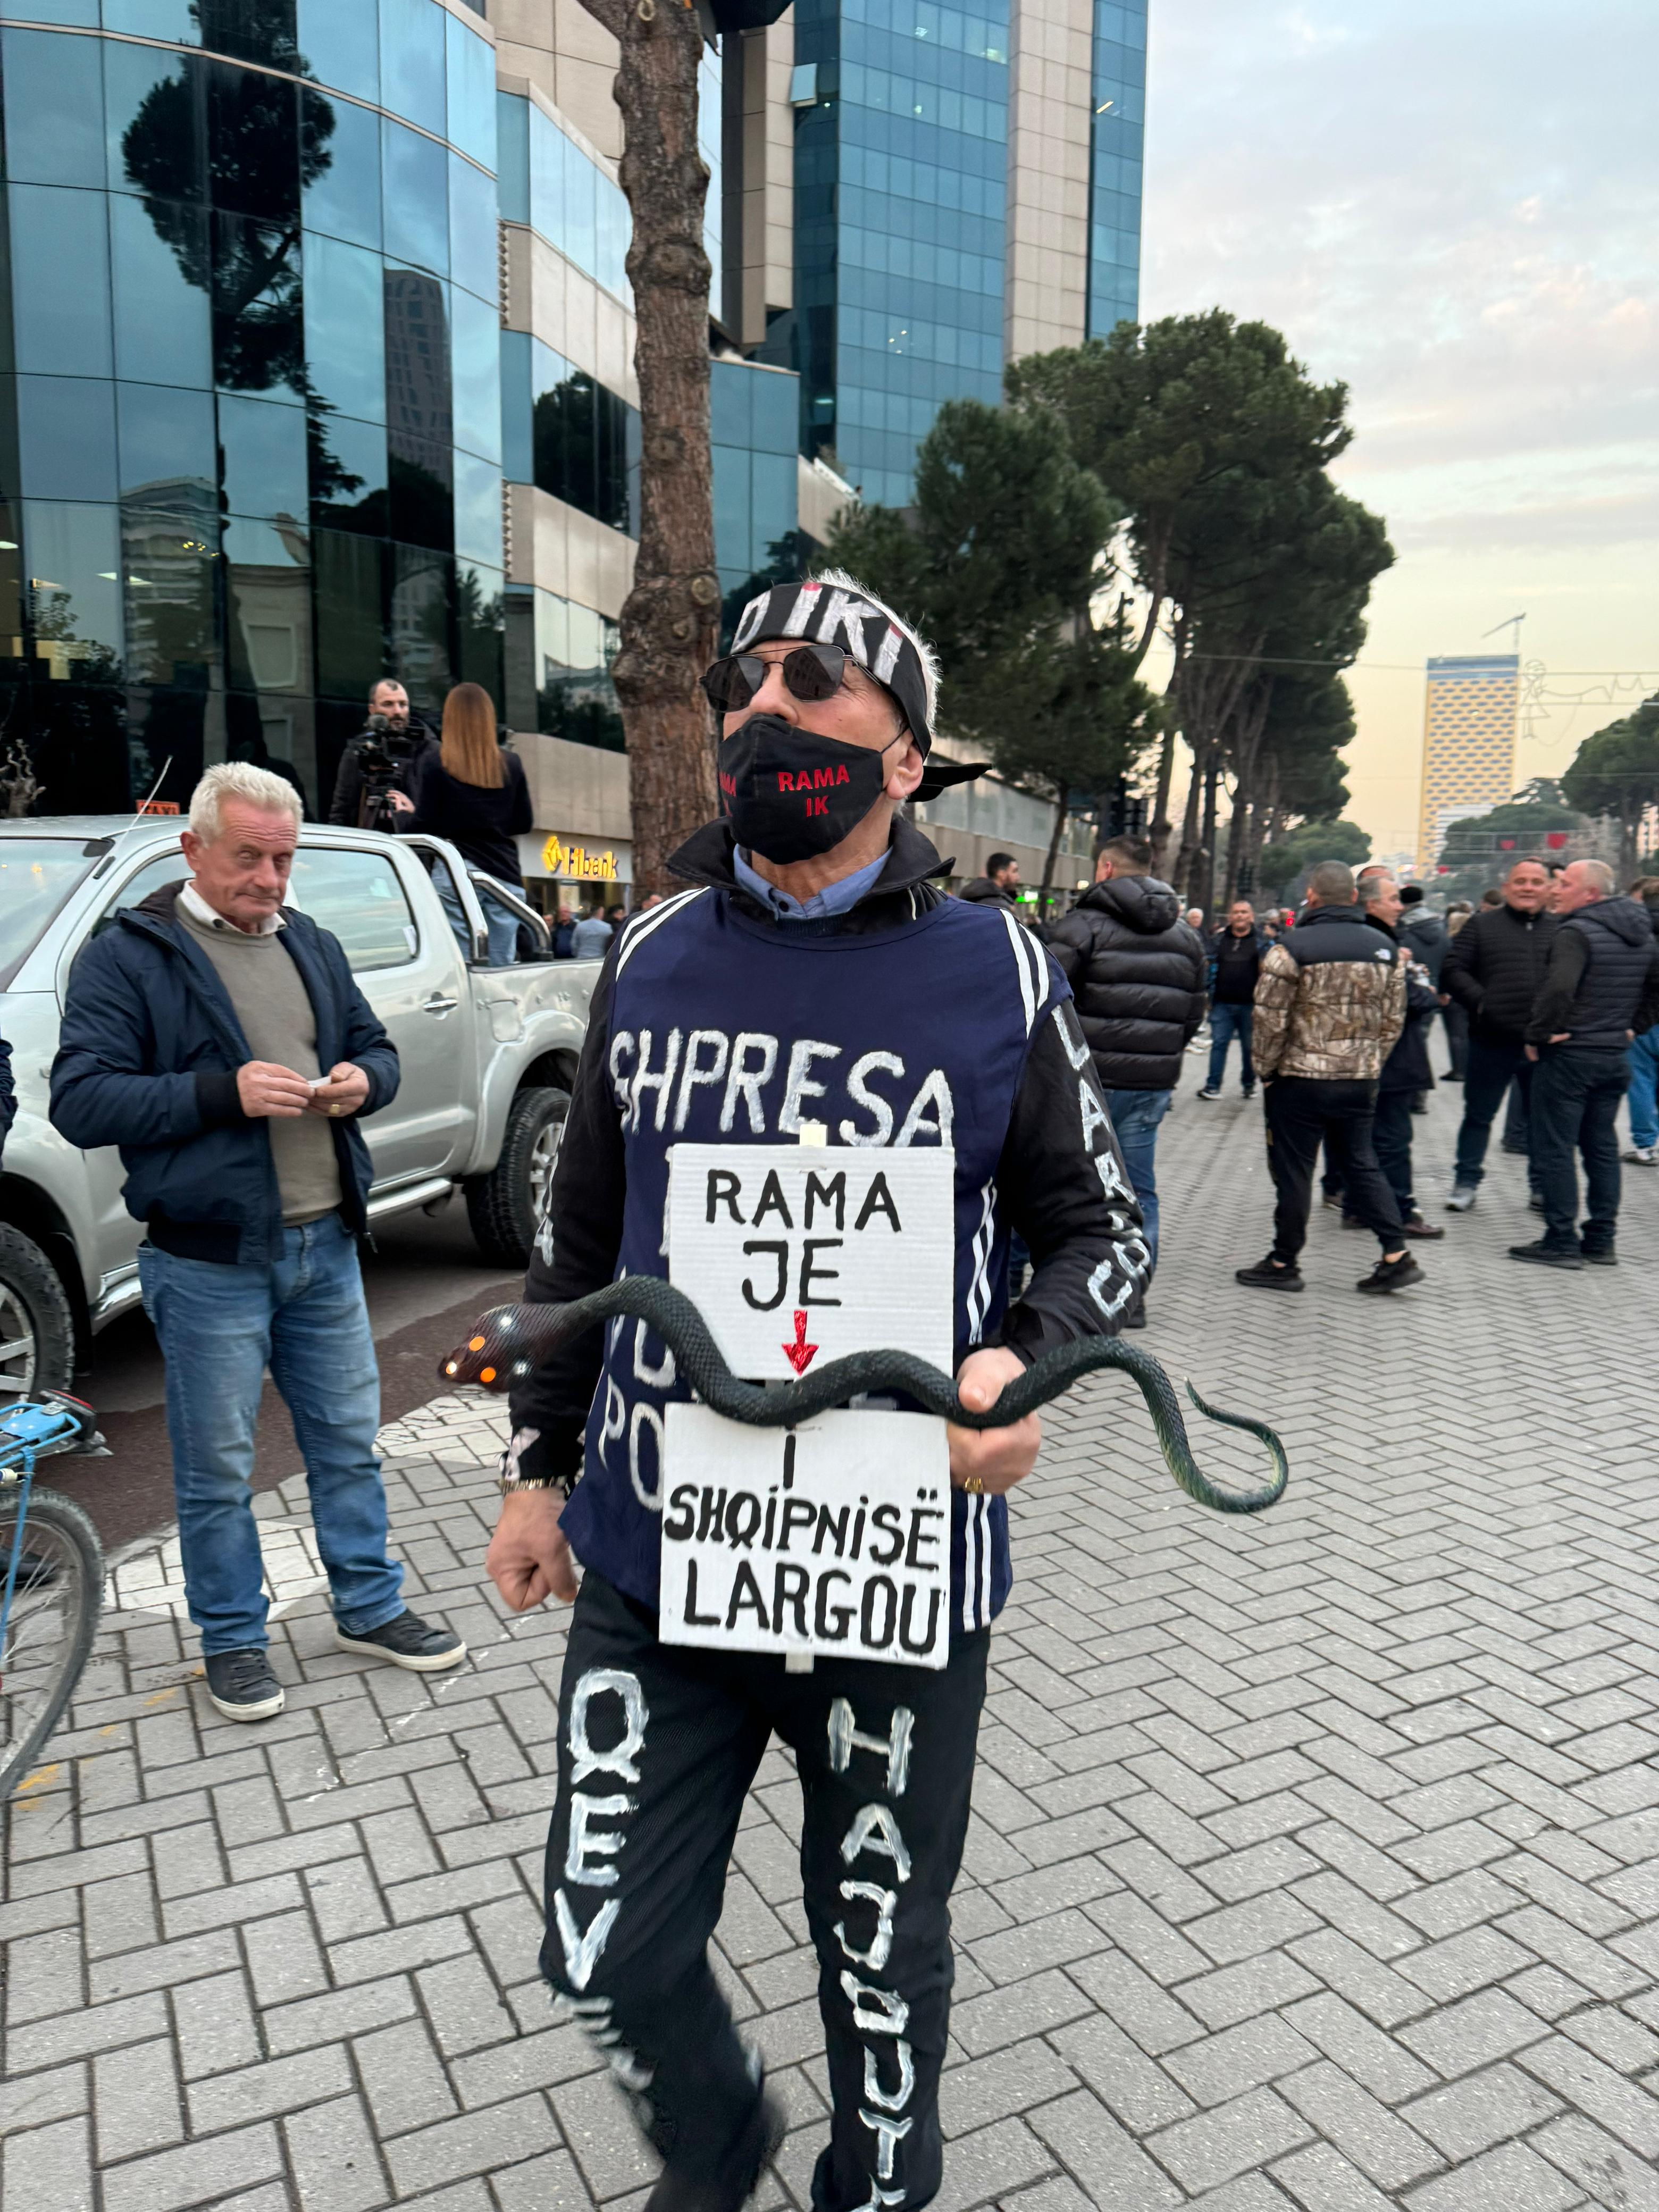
[1528,897,1659,1049]
[1398,907,1449,985]
[328,719,439,827]
[0,1032,13,1160]
[403,750,534,885]
[1372,921,1438,1094]
[959,877,1017,910]
[50,887,398,1265]
[1049,874,1206,1090]
[1441,900,1558,1043]
[505,815,1146,1489]
[1208,924,1270,1004]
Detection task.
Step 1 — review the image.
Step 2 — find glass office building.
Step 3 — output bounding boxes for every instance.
[0,0,504,819]
[0,5,799,826]
[1086,0,1146,339]
[787,0,1009,510]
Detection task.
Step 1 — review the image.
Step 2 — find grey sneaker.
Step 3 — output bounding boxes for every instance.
[334,1610,467,1672]
[205,1648,286,1723]
[1624,1146,1656,1165]
[1446,1185,1477,1212]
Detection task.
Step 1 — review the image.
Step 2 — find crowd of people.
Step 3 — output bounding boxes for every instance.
[1132,851,1659,1288]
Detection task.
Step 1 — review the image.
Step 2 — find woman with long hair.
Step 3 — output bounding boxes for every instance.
[401,683,534,965]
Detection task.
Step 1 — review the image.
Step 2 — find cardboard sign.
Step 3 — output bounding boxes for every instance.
[667,1144,954,1380]
[658,1405,951,1669]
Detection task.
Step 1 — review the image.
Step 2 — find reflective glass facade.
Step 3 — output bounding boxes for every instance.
[1086,0,1145,339]
[0,0,504,817]
[787,0,1009,509]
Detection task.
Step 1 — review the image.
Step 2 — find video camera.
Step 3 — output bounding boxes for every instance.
[355,711,422,830]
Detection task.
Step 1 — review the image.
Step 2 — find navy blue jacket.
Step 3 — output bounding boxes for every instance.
[50,887,399,1264]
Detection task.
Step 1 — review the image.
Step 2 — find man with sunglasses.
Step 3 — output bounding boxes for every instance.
[483,571,1147,2212]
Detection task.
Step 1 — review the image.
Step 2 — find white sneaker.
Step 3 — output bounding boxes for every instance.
[1624,1146,1657,1165]
[1446,1186,1477,1212]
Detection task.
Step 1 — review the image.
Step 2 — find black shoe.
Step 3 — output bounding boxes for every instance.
[1122,1305,1148,1328]
[1527,1195,1545,1213]
[1320,1193,1342,1211]
[205,1648,286,1723]
[334,1610,467,1672]
[645,2092,786,2212]
[1356,1252,1425,1294]
[1583,1246,1618,1267]
[1197,1086,1220,1101]
[1502,1139,1530,1155]
[1242,1083,1256,1100]
[1410,1095,1429,1116]
[1507,1239,1583,1270]
[1401,1213,1446,1241]
[1236,1256,1304,1292]
[1444,1071,1463,1082]
[1339,1213,1368,1230]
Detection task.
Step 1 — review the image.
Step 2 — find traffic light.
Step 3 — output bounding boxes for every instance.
[1103,776,1146,842]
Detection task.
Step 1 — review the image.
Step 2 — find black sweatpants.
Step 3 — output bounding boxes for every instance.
[1264,1075,1403,1260]
[1339,1087,1416,1220]
[542,1571,989,2212]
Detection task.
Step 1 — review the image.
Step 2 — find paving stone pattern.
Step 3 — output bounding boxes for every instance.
[5,1079,1659,2211]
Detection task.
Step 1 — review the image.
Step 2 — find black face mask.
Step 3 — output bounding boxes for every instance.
[717,715,896,865]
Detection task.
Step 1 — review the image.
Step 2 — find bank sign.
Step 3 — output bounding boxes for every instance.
[519,832,633,883]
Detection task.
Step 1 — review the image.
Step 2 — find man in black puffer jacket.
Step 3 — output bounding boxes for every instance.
[1051,835,1206,1294]
[1440,857,1555,1208]
[1512,859,1659,1267]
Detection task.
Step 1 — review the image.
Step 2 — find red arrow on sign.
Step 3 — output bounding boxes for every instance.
[782,1309,818,1375]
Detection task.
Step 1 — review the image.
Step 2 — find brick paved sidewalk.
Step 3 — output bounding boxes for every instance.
[6,1080,1659,2212]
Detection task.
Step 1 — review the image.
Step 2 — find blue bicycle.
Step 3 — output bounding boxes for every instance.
[1,1393,104,1801]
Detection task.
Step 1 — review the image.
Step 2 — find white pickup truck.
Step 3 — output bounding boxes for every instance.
[0,815,599,1397]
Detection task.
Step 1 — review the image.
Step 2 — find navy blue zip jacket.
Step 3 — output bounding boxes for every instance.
[507,817,1149,1636]
[50,884,398,1265]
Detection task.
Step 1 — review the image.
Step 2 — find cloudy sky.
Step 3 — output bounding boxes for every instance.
[1140,0,1659,858]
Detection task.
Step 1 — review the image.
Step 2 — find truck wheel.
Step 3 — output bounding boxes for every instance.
[0,1225,76,1400]
[465,1086,571,1268]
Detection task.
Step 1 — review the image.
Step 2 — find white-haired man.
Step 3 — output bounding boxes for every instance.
[483,573,1147,2212]
[52,763,464,1719]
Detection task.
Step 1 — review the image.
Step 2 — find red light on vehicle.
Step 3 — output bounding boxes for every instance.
[1545,831,1569,849]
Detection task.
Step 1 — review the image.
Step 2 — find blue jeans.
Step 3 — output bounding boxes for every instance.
[1629,1024,1659,1150]
[1102,1086,1171,1268]
[1206,1003,1254,1091]
[138,1213,405,1655]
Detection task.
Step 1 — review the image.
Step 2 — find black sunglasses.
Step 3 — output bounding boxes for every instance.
[701,642,848,715]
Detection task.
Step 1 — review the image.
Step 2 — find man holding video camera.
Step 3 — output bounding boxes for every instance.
[327,678,439,831]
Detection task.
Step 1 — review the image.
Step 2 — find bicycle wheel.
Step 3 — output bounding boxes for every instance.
[0,1487,103,1802]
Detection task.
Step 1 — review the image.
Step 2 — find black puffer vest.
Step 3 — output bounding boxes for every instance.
[1561,898,1655,1049]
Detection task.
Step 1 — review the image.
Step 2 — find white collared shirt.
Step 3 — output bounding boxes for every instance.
[180,881,286,936]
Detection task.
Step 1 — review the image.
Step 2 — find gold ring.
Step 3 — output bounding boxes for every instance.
[963,1474,983,1496]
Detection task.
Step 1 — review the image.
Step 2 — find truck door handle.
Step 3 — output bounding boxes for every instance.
[421,992,460,1016]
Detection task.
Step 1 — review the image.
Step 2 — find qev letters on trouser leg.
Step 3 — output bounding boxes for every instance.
[541,1572,986,2212]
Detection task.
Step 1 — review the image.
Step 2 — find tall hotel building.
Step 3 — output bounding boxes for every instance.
[1416,653,1521,874]
[0,0,1141,891]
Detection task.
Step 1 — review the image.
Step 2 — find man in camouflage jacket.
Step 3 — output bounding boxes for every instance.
[1236,860,1423,1296]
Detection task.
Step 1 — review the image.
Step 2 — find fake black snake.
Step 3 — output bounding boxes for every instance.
[441,1278,1287,1516]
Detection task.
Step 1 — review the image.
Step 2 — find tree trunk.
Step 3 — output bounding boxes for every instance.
[1041,790,1069,899]
[1173,741,1205,896]
[1193,754,1220,917]
[580,0,719,898]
